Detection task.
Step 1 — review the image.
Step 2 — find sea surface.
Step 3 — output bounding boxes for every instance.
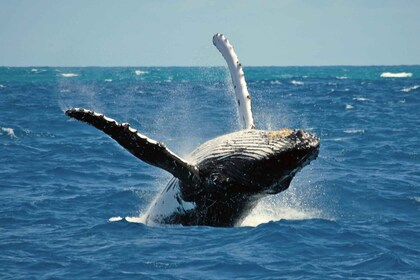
[1,66,419,279]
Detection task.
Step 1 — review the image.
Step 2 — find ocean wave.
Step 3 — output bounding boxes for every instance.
[380,72,412,78]
[0,127,17,139]
[290,80,304,85]
[401,85,419,93]
[344,129,365,134]
[353,97,371,102]
[135,70,148,76]
[61,73,79,78]
[270,80,282,85]
[104,79,113,82]
[0,84,5,88]
[336,76,348,80]
[345,104,354,110]
[31,68,46,73]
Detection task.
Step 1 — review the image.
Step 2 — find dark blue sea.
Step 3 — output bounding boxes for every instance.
[1,66,419,279]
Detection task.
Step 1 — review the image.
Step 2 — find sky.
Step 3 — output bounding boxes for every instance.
[0,0,419,66]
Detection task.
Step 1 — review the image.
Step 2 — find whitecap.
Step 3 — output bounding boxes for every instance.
[0,127,17,139]
[61,73,79,78]
[344,129,365,134]
[336,76,348,80]
[353,97,371,102]
[380,72,412,78]
[31,68,38,72]
[270,80,282,85]
[414,197,420,203]
[0,84,5,88]
[104,79,113,82]
[401,85,419,93]
[290,80,304,85]
[108,216,123,222]
[345,104,354,110]
[135,70,148,76]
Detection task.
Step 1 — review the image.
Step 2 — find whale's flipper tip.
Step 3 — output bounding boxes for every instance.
[212,33,255,130]
[65,108,200,184]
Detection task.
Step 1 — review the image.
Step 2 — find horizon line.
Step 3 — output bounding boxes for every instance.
[1,64,420,68]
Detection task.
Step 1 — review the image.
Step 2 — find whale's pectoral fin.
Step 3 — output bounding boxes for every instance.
[213,33,255,130]
[65,108,199,183]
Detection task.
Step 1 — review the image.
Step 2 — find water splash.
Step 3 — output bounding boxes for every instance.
[0,127,17,139]
[108,216,123,222]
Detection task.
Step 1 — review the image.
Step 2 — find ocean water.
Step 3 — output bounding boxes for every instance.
[0,66,419,279]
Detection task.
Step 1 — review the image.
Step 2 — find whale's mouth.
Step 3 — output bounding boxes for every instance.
[292,130,320,173]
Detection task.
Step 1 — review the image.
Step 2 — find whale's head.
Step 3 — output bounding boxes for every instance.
[192,129,320,197]
[256,128,320,194]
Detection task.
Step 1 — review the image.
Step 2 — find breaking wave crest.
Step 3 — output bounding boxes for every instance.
[401,85,419,92]
[61,73,79,78]
[380,72,412,78]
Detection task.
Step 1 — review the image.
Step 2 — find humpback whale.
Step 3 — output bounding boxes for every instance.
[65,33,320,227]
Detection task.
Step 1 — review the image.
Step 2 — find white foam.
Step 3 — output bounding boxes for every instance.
[108,216,123,222]
[125,216,146,223]
[290,80,304,85]
[401,85,419,92]
[241,199,318,227]
[414,197,420,203]
[336,76,348,80]
[380,72,412,78]
[104,79,113,82]
[345,104,354,110]
[31,68,38,72]
[344,129,365,134]
[61,73,79,78]
[135,70,148,76]
[0,127,17,139]
[353,97,371,102]
[270,80,282,85]
[0,84,5,88]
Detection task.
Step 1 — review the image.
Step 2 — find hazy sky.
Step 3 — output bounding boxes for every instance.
[0,0,419,66]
